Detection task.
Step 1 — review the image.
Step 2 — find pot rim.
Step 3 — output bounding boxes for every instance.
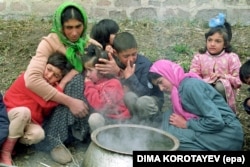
[91,124,180,155]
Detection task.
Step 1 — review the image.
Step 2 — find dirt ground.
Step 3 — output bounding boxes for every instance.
[0,19,250,167]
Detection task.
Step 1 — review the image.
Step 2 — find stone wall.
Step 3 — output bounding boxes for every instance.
[0,0,250,25]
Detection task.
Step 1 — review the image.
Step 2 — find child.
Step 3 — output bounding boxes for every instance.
[0,52,75,166]
[239,59,250,114]
[148,59,243,150]
[83,44,131,132]
[189,13,241,112]
[95,32,164,127]
[0,93,9,146]
[90,19,120,54]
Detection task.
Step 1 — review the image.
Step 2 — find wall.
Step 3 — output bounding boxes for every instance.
[0,0,250,25]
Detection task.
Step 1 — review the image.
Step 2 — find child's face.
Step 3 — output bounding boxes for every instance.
[109,34,116,45]
[116,48,138,67]
[206,32,225,55]
[152,77,173,93]
[244,77,250,85]
[85,67,101,83]
[43,64,63,86]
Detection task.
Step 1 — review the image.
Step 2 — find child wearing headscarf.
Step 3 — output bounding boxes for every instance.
[148,59,243,150]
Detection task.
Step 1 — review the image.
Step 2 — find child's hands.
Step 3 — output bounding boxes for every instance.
[123,60,135,79]
[105,44,114,54]
[210,73,225,83]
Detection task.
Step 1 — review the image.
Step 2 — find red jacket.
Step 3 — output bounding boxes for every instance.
[4,73,62,125]
[84,78,131,120]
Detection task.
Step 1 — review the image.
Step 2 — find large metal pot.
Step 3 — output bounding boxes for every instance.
[82,124,179,167]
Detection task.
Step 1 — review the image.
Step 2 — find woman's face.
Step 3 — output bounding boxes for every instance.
[152,76,173,93]
[206,32,225,55]
[63,19,84,42]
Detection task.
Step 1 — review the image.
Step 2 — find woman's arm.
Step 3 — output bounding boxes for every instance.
[58,69,79,90]
[24,35,88,117]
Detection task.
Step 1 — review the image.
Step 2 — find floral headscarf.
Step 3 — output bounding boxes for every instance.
[150,59,200,120]
[51,2,89,72]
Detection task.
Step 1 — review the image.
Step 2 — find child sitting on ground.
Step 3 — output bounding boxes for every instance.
[189,13,241,112]
[0,52,75,166]
[83,44,131,132]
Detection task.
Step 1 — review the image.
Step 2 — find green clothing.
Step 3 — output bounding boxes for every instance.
[51,1,89,72]
[162,78,243,150]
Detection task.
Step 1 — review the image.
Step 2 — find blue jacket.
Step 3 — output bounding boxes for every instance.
[121,54,164,109]
[0,93,9,145]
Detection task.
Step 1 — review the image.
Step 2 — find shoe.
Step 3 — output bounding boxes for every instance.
[0,138,18,166]
[50,145,72,164]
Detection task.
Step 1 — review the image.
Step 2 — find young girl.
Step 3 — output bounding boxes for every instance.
[90,19,119,54]
[189,13,241,113]
[83,45,131,132]
[1,52,75,166]
[148,59,243,150]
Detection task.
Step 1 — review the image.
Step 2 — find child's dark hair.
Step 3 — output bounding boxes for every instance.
[83,44,125,70]
[90,19,119,49]
[113,32,137,53]
[47,52,73,77]
[239,59,250,84]
[61,6,84,25]
[83,44,109,67]
[199,20,233,54]
[148,72,162,84]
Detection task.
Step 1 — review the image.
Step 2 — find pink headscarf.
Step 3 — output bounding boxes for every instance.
[150,59,200,120]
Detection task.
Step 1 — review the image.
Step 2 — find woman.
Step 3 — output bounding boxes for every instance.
[148,59,243,150]
[24,2,100,165]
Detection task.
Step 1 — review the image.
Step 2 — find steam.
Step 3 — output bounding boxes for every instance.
[96,125,175,155]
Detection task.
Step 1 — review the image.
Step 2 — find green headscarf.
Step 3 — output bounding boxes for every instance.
[51,2,89,72]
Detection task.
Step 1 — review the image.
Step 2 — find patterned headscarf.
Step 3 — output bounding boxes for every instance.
[51,2,89,72]
[150,59,200,120]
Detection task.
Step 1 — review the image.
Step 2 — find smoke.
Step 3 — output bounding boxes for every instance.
[95,124,176,155]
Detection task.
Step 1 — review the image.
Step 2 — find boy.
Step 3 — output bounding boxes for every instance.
[239,59,250,114]
[95,32,164,126]
[0,52,75,166]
